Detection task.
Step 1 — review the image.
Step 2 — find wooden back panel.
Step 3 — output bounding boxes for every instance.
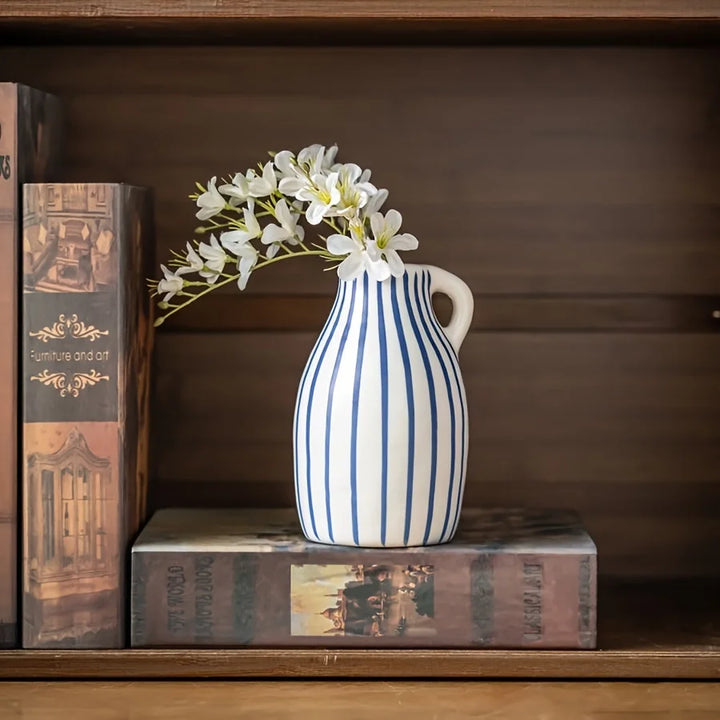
[1,45,719,578]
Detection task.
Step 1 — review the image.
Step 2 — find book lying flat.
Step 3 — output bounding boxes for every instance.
[131,507,596,649]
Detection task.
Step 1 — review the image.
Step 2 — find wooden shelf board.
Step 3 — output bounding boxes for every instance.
[0,647,718,680]
[2,579,718,679]
[2,1,720,21]
[1,2,720,43]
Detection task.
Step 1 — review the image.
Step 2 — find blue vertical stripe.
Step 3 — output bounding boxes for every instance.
[349,273,370,545]
[301,282,346,540]
[404,273,438,546]
[390,276,415,546]
[422,273,468,541]
[377,280,389,546]
[324,278,358,543]
[416,271,457,543]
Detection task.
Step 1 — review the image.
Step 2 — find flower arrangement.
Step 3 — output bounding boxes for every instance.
[150,143,419,326]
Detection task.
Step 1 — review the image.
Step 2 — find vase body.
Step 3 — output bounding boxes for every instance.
[293,263,473,547]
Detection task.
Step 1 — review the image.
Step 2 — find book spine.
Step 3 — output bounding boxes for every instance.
[22,182,152,648]
[0,84,61,648]
[131,548,596,649]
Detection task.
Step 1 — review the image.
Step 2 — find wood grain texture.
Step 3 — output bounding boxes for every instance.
[162,294,720,332]
[1,47,719,294]
[0,681,719,717]
[2,1,720,20]
[150,331,720,577]
[0,580,717,678]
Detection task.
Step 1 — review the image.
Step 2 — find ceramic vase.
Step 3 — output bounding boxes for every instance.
[293,263,473,547]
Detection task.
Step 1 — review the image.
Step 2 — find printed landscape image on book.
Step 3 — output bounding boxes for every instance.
[291,564,436,638]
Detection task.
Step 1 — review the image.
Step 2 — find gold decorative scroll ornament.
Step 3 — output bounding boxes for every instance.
[29,313,109,343]
[29,369,110,398]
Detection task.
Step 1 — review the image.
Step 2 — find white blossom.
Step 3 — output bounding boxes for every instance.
[277,151,310,197]
[261,199,305,258]
[333,163,377,217]
[175,242,204,276]
[195,176,226,220]
[157,264,184,302]
[296,172,341,225]
[327,233,390,282]
[248,161,278,198]
[236,244,258,290]
[362,187,389,218]
[220,202,261,255]
[371,209,418,277]
[219,170,254,205]
[197,234,227,284]
[297,144,338,175]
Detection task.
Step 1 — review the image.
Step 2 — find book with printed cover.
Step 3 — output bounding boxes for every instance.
[0,83,61,647]
[22,182,153,648]
[131,507,597,649]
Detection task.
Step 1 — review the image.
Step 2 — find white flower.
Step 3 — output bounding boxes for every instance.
[371,209,418,277]
[197,234,227,284]
[327,233,390,282]
[296,172,341,225]
[220,203,261,255]
[219,170,253,205]
[277,150,310,197]
[362,187,389,218]
[195,177,226,221]
[297,144,338,175]
[157,264,184,302]
[261,199,305,258]
[176,242,204,276]
[332,163,377,217]
[236,244,258,291]
[274,150,296,178]
[248,161,277,198]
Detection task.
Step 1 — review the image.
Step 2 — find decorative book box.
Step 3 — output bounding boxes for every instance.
[131,508,597,648]
[22,182,154,648]
[0,83,61,647]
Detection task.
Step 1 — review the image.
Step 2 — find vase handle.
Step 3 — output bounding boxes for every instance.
[427,266,474,355]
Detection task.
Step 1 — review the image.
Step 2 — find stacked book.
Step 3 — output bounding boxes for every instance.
[131,508,597,648]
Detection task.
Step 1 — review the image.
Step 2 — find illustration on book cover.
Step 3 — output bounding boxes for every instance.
[291,564,436,638]
[23,183,118,293]
[23,421,120,646]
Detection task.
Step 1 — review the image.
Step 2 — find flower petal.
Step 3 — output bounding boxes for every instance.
[326,234,356,255]
[388,232,418,251]
[336,251,364,281]
[261,223,290,245]
[370,212,384,241]
[384,209,402,236]
[305,200,327,226]
[365,255,391,282]
[323,145,339,168]
[364,188,388,216]
[273,198,293,230]
[274,150,295,175]
[278,176,307,196]
[384,248,405,277]
[243,207,261,237]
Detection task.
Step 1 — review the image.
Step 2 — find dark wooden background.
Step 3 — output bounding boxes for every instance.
[2,45,719,578]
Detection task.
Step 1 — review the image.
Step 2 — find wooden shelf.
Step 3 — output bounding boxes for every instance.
[1,647,718,680]
[1,579,718,679]
[1,1,719,43]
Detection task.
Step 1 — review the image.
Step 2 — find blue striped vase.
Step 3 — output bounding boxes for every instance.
[293,263,474,547]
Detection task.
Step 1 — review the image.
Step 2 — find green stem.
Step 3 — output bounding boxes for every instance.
[156,249,333,326]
